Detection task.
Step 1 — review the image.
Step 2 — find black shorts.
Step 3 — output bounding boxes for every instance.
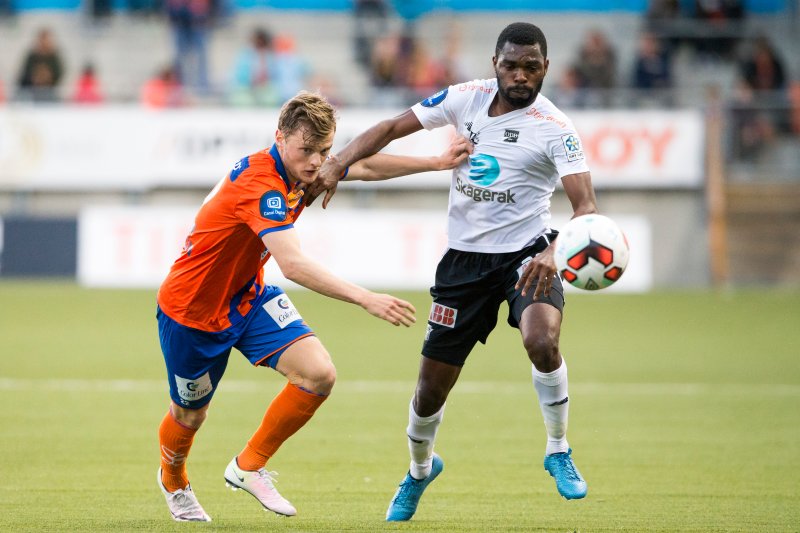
[421,232,564,367]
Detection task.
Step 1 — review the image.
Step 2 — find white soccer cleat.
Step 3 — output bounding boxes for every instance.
[224,457,297,516]
[157,468,211,522]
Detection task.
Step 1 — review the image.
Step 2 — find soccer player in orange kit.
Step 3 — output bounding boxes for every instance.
[155,91,471,522]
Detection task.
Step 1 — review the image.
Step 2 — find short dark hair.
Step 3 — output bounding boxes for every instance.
[495,22,547,58]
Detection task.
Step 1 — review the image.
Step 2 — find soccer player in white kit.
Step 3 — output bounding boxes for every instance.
[313,22,599,521]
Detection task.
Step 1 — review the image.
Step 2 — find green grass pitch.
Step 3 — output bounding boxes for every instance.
[1,282,798,531]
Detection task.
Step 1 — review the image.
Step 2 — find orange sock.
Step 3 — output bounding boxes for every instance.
[237,382,328,471]
[159,408,198,492]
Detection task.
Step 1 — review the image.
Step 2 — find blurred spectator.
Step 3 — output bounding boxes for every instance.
[229,27,278,107]
[0,79,5,104]
[72,63,104,104]
[646,0,681,24]
[367,28,452,106]
[729,79,777,162]
[271,34,310,105]
[730,36,789,160]
[368,29,429,106]
[309,74,343,107]
[141,65,185,108]
[440,23,470,86]
[550,64,587,109]
[165,0,213,94]
[353,0,389,68]
[17,28,64,103]
[369,33,401,88]
[690,0,744,59]
[631,31,673,106]
[739,36,786,93]
[573,29,617,106]
[403,39,444,98]
[644,0,682,53]
[90,0,112,19]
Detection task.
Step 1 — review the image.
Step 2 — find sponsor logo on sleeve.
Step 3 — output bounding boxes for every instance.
[175,372,213,403]
[561,133,585,162]
[259,191,287,222]
[263,295,302,329]
[429,303,457,328]
[421,88,449,107]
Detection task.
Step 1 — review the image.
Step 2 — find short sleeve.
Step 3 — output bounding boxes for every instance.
[547,121,591,178]
[235,172,294,238]
[411,81,477,130]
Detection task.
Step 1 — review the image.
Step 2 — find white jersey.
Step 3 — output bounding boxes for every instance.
[412,78,590,254]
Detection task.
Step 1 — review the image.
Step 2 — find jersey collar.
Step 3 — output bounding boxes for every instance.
[269,144,292,190]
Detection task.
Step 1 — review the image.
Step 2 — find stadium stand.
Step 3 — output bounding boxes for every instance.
[0,2,798,286]
[0,5,797,105]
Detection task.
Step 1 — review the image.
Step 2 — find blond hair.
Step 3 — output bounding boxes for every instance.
[277,91,337,146]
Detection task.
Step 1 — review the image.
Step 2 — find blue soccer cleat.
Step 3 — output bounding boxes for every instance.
[543,448,587,500]
[386,454,444,521]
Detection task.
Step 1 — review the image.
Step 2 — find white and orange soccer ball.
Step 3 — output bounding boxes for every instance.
[554,214,630,290]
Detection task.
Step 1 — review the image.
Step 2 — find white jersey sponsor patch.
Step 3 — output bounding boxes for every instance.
[263,294,302,329]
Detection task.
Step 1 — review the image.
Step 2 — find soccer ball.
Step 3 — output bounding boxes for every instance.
[554,214,629,290]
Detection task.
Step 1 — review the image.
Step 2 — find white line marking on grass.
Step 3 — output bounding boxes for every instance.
[0,378,798,396]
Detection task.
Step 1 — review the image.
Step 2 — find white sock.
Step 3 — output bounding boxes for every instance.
[532,358,570,456]
[406,398,445,479]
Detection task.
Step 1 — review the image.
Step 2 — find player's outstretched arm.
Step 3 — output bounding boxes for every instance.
[345,134,472,182]
[516,171,599,300]
[561,171,599,219]
[310,109,425,208]
[262,228,416,326]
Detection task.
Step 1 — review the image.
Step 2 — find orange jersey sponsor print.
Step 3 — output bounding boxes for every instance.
[158,145,306,332]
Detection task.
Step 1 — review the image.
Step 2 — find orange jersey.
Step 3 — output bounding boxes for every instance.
[158,144,307,332]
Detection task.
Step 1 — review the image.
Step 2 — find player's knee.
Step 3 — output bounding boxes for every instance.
[315,362,337,393]
[172,403,208,429]
[523,331,560,368]
[290,361,336,396]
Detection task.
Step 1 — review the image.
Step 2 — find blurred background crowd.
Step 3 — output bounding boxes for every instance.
[0,0,799,288]
[1,0,798,167]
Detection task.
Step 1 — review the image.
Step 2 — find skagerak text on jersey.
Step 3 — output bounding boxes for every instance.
[455,176,516,203]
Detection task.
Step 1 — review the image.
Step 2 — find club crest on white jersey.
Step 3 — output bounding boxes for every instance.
[561,133,585,162]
